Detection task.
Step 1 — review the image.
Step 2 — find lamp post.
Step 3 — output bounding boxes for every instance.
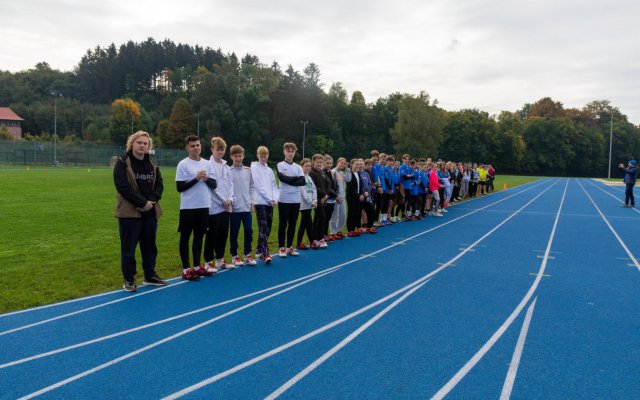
[300,120,308,158]
[51,91,61,167]
[608,111,613,179]
[195,113,200,138]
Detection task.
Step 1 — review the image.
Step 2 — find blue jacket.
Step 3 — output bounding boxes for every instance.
[371,163,388,191]
[399,164,414,190]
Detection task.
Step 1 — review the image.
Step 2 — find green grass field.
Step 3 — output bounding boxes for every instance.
[0,168,537,313]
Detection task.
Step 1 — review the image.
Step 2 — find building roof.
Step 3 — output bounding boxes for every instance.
[0,107,24,121]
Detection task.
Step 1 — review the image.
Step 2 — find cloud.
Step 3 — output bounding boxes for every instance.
[1,0,639,123]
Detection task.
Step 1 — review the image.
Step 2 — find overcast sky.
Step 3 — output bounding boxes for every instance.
[1,0,639,123]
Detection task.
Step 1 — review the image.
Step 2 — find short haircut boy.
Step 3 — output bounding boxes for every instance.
[370,150,379,157]
[283,142,298,151]
[184,135,199,145]
[210,136,227,150]
[312,154,324,162]
[230,145,244,156]
[257,146,269,156]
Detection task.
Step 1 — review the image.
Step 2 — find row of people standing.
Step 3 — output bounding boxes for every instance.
[113,131,496,291]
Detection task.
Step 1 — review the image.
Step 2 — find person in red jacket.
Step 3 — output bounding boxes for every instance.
[428,163,443,217]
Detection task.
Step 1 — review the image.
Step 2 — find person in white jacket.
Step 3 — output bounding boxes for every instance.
[276,142,306,257]
[204,137,236,271]
[296,158,317,249]
[251,146,279,263]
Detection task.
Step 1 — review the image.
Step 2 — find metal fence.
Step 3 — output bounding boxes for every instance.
[0,139,185,167]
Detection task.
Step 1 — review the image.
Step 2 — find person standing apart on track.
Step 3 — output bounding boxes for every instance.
[114,131,167,292]
[276,142,306,257]
[619,160,638,208]
[175,135,218,281]
[251,146,279,263]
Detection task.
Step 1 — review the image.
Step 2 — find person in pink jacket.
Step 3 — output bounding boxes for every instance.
[428,164,443,217]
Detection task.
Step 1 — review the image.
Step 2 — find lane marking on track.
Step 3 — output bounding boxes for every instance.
[431,179,568,400]
[0,280,190,337]
[360,254,377,258]
[264,281,430,400]
[15,180,552,398]
[2,180,547,371]
[528,273,551,278]
[578,180,640,272]
[437,262,456,267]
[536,255,555,259]
[499,297,538,400]
[163,279,432,400]
[164,180,561,399]
[0,277,184,320]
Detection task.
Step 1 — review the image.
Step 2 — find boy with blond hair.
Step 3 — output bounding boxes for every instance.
[251,146,279,263]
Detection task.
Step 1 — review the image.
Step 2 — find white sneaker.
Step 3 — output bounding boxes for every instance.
[244,255,257,266]
[278,247,287,257]
[319,240,328,248]
[434,212,444,217]
[232,255,244,266]
[204,261,218,274]
[287,247,300,256]
[440,208,448,213]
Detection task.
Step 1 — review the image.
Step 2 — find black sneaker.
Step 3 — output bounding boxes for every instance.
[123,279,137,292]
[143,274,168,286]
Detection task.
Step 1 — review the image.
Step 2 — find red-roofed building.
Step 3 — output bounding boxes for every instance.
[0,107,25,139]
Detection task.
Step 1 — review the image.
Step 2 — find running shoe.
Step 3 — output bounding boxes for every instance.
[244,255,257,266]
[123,279,137,292]
[232,255,244,266]
[181,269,201,281]
[278,247,288,257]
[264,254,273,264]
[287,247,300,256]
[143,274,168,286]
[297,242,310,250]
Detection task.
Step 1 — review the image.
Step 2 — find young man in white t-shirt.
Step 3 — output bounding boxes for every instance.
[203,136,236,271]
[175,135,218,280]
[251,146,279,263]
[276,142,306,257]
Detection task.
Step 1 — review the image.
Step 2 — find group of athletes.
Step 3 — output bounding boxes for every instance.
[113,131,496,292]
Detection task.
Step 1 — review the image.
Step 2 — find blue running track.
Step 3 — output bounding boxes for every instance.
[1,178,639,399]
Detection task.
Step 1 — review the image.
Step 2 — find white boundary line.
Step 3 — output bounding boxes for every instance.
[265,281,430,400]
[431,179,568,400]
[18,180,551,399]
[163,180,559,399]
[0,277,183,319]
[499,297,538,400]
[0,280,189,336]
[163,279,432,400]
[1,180,545,370]
[578,180,640,272]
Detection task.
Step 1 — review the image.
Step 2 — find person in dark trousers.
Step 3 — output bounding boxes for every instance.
[346,158,363,236]
[619,160,638,207]
[113,131,167,292]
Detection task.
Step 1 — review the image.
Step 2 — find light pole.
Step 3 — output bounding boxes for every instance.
[300,120,308,158]
[608,111,613,179]
[195,113,200,138]
[51,91,61,167]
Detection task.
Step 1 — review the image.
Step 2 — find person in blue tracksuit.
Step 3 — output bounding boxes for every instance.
[619,159,638,207]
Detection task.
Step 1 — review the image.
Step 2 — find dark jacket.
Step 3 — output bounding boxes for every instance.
[347,169,364,200]
[113,152,163,219]
[620,166,638,185]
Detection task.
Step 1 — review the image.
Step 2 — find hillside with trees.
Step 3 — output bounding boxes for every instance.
[1,38,638,176]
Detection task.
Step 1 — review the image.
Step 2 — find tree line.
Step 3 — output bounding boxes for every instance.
[1,37,638,176]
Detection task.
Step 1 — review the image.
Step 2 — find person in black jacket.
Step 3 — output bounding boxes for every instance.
[346,158,364,236]
[619,160,638,207]
[308,154,331,247]
[113,131,166,292]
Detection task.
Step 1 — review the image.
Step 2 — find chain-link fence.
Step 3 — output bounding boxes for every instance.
[0,139,185,167]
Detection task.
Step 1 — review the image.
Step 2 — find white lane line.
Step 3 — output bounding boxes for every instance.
[0,267,344,369]
[587,179,640,216]
[16,180,549,398]
[2,180,545,337]
[0,280,189,336]
[499,297,538,400]
[17,268,340,400]
[1,180,546,369]
[431,179,568,400]
[0,277,183,319]
[578,180,640,272]
[162,181,560,399]
[163,279,432,400]
[265,281,430,400]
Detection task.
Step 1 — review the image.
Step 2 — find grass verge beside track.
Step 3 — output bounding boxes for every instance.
[0,167,537,313]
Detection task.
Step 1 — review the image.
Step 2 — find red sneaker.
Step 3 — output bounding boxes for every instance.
[264,254,273,264]
[347,231,357,237]
[181,268,201,281]
[310,241,320,250]
[368,227,377,234]
[297,242,310,250]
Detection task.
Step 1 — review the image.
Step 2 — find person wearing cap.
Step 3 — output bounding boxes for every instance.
[619,160,638,207]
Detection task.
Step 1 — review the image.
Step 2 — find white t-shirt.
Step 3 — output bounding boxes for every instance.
[277,160,304,203]
[175,157,213,210]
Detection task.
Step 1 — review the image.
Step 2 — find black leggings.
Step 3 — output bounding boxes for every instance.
[323,203,335,236]
[347,196,361,231]
[278,202,301,248]
[313,203,326,241]
[361,202,375,228]
[204,212,230,262]
[297,209,314,243]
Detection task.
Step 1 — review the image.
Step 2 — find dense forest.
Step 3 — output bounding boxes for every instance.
[1,37,639,176]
